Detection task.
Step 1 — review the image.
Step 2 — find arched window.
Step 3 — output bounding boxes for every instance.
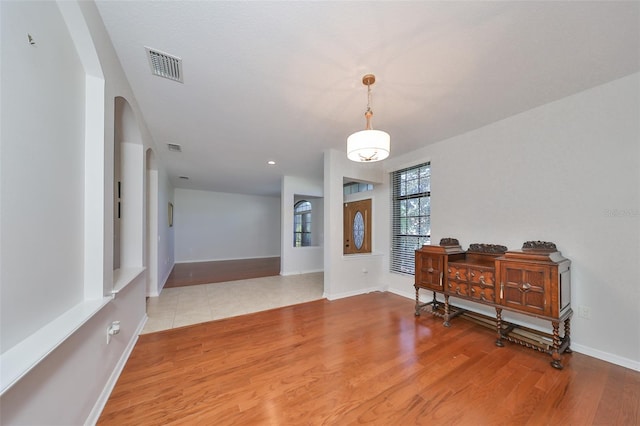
[294,200,312,247]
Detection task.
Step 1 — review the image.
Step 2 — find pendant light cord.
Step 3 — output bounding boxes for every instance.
[365,82,373,130]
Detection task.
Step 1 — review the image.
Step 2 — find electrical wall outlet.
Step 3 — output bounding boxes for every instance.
[107,320,121,344]
[577,305,591,320]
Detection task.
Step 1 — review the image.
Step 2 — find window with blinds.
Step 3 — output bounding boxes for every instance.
[390,162,431,275]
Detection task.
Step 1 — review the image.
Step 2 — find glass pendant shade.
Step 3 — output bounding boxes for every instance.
[347,129,390,162]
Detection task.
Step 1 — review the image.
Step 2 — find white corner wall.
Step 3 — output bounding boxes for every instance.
[0,275,146,425]
[119,142,145,268]
[174,188,280,262]
[323,150,388,299]
[281,176,324,275]
[0,0,87,353]
[0,0,173,423]
[381,73,640,370]
[155,166,175,295]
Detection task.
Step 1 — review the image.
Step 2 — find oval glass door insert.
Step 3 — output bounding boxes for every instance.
[353,211,365,250]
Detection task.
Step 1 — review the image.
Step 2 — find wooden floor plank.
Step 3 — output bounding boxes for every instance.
[99,293,640,425]
[164,257,281,288]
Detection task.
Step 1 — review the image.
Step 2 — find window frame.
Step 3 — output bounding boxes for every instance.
[390,162,431,275]
[293,200,312,247]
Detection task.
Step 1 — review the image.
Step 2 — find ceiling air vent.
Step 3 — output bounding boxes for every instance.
[167,143,182,152]
[145,47,183,83]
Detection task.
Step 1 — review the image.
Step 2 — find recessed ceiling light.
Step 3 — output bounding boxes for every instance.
[267,161,276,165]
[179,176,189,180]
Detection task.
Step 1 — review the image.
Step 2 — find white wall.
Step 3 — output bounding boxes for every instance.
[380,73,640,370]
[323,150,387,299]
[115,97,145,272]
[0,274,146,425]
[174,188,280,262]
[119,142,144,268]
[157,166,175,291]
[281,176,324,275]
[144,149,174,297]
[0,1,173,423]
[1,0,86,353]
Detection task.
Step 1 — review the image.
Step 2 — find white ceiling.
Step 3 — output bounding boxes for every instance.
[95,1,640,197]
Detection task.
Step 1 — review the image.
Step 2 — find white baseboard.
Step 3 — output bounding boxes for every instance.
[570,343,640,372]
[324,286,385,301]
[387,288,414,301]
[154,265,173,296]
[85,314,148,426]
[281,269,323,276]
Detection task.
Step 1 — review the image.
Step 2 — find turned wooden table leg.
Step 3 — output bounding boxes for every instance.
[564,315,572,353]
[414,286,421,316]
[443,294,451,327]
[495,308,504,347]
[551,320,563,369]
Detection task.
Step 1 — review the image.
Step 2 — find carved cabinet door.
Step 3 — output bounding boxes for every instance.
[415,252,444,291]
[498,262,551,316]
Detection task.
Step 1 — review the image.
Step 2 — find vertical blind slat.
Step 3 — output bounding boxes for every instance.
[390,162,431,275]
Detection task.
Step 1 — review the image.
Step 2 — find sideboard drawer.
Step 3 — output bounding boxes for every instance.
[447,279,470,297]
[468,267,496,302]
[447,264,468,281]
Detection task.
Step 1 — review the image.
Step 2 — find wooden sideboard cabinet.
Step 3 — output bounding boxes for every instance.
[415,242,464,292]
[415,239,572,369]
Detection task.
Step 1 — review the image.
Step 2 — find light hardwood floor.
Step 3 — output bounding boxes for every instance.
[100,292,639,425]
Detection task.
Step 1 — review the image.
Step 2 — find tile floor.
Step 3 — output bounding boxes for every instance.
[142,272,324,334]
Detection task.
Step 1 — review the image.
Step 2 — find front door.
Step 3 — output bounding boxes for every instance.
[343,199,372,254]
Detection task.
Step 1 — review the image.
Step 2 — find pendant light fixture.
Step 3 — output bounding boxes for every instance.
[347,74,390,162]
